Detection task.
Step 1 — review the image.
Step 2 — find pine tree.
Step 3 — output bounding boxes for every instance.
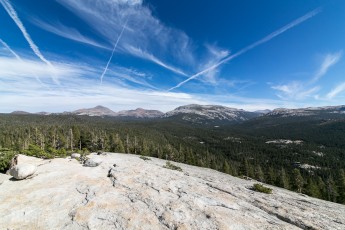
[255,165,265,182]
[316,176,326,199]
[336,169,345,204]
[240,159,249,177]
[279,168,289,189]
[265,167,275,185]
[222,160,231,174]
[305,178,321,198]
[326,176,338,202]
[292,168,304,193]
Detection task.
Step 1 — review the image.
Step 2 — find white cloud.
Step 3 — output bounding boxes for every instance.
[271,81,320,100]
[123,44,188,76]
[106,68,157,89]
[30,19,108,49]
[199,44,230,84]
[326,82,345,99]
[0,55,339,113]
[56,0,194,75]
[0,57,83,84]
[312,52,342,82]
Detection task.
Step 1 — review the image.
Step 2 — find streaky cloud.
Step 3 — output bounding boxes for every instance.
[0,0,58,84]
[31,18,108,49]
[100,19,128,84]
[57,0,193,76]
[312,51,342,83]
[169,7,322,91]
[271,81,320,100]
[124,44,188,76]
[0,38,46,85]
[327,82,345,99]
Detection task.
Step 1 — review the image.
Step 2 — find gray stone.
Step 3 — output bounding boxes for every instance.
[9,164,36,180]
[71,153,81,159]
[83,158,102,167]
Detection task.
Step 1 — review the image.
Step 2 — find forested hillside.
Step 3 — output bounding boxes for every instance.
[0,113,345,204]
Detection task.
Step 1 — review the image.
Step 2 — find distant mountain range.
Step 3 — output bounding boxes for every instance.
[9,104,345,123]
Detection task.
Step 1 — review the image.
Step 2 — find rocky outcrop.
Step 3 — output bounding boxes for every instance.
[0,153,344,229]
[83,158,102,167]
[71,153,81,159]
[8,164,36,180]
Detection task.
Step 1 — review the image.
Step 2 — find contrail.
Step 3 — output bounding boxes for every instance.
[0,38,46,85]
[0,38,21,60]
[100,19,128,84]
[169,7,322,91]
[0,0,58,84]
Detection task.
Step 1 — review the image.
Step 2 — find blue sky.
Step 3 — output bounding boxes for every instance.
[0,0,344,112]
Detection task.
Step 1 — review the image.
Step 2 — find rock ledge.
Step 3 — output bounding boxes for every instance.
[0,153,344,229]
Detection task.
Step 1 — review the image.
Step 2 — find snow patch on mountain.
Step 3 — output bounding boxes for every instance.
[165,104,256,122]
[267,105,345,117]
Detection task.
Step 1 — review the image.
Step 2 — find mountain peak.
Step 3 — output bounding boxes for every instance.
[10,111,31,115]
[266,105,345,117]
[165,104,257,123]
[117,108,164,118]
[73,105,116,116]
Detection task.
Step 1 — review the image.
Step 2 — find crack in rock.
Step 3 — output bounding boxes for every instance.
[76,186,96,205]
[252,200,316,230]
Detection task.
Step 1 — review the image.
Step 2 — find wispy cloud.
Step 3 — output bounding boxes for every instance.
[272,51,342,100]
[327,82,345,99]
[271,81,320,100]
[106,66,157,89]
[312,51,342,83]
[30,18,108,49]
[0,0,58,83]
[56,0,196,75]
[198,44,230,85]
[0,54,338,113]
[169,7,322,91]
[0,56,81,82]
[123,44,188,76]
[0,38,48,85]
[0,56,198,113]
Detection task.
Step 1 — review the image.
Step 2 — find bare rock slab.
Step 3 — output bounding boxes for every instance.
[0,153,344,229]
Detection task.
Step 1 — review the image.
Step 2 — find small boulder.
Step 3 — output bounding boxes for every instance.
[97,151,107,156]
[84,158,102,167]
[71,153,81,159]
[9,164,36,180]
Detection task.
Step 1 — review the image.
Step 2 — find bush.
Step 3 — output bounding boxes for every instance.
[252,183,272,194]
[22,144,53,159]
[164,161,182,172]
[140,156,151,161]
[0,149,16,172]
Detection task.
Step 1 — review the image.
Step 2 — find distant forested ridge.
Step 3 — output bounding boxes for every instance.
[0,113,345,205]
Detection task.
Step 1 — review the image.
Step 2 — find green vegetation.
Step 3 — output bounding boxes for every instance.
[0,148,16,173]
[164,161,182,172]
[0,113,345,204]
[252,183,273,194]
